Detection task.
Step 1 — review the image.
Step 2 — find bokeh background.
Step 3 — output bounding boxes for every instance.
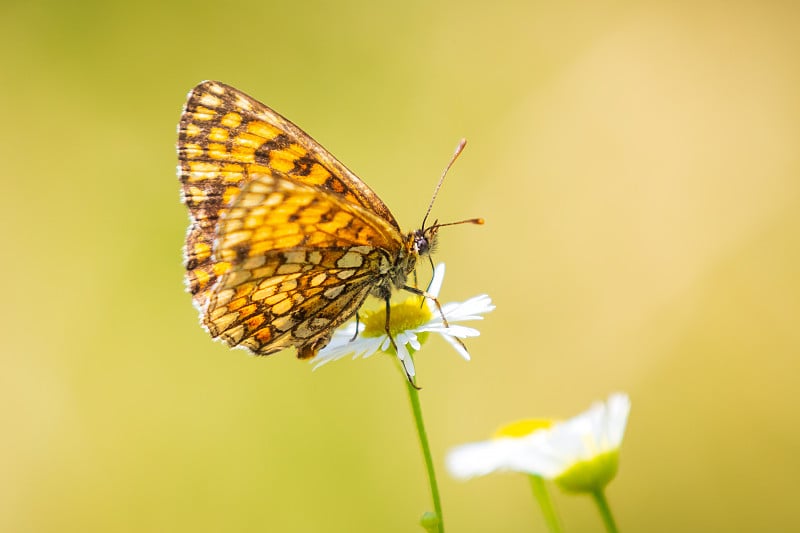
[3,1,799,531]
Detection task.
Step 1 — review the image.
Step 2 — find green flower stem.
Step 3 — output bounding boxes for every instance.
[591,489,619,533]
[528,475,563,533]
[405,371,444,533]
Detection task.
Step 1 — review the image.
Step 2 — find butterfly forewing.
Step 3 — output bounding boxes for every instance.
[177,81,410,358]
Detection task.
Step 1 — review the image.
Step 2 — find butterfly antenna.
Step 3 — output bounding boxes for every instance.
[430,217,485,230]
[421,138,468,230]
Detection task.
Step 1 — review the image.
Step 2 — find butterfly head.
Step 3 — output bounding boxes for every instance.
[412,225,439,257]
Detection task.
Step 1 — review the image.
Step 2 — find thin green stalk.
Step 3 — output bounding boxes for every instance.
[528,475,563,533]
[405,374,444,533]
[591,489,619,533]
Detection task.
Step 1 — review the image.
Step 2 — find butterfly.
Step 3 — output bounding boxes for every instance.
[177,81,480,374]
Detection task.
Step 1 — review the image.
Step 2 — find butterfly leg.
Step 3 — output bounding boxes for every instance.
[402,285,469,355]
[402,285,449,328]
[413,269,427,310]
[350,313,361,342]
[426,255,436,292]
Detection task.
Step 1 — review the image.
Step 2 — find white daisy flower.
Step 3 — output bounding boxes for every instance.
[311,263,495,377]
[447,393,631,493]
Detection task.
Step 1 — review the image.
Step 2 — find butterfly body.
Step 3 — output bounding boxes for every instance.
[177,81,438,360]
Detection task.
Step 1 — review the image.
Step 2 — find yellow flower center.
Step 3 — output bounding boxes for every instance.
[493,419,554,439]
[361,297,433,338]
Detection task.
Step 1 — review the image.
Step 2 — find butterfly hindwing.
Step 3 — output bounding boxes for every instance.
[200,171,402,356]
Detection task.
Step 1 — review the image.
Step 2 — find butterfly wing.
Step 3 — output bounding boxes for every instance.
[204,171,403,357]
[177,81,407,358]
[178,80,400,310]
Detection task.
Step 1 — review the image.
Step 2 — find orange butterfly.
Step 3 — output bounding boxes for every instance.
[177,81,480,369]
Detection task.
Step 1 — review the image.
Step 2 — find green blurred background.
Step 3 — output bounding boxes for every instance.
[3,1,799,531]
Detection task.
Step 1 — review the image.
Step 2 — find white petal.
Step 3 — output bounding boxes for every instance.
[312,325,380,369]
[313,336,376,368]
[606,393,631,447]
[441,334,471,360]
[446,438,525,479]
[380,336,393,352]
[352,337,386,360]
[407,332,422,352]
[420,324,481,339]
[395,341,416,377]
[394,331,409,348]
[394,337,410,366]
[427,263,446,299]
[402,356,416,377]
[441,295,495,322]
[513,431,573,477]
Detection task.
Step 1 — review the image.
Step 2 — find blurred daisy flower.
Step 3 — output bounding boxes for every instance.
[446,419,555,479]
[523,392,630,494]
[447,393,631,492]
[447,394,630,532]
[312,263,495,377]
